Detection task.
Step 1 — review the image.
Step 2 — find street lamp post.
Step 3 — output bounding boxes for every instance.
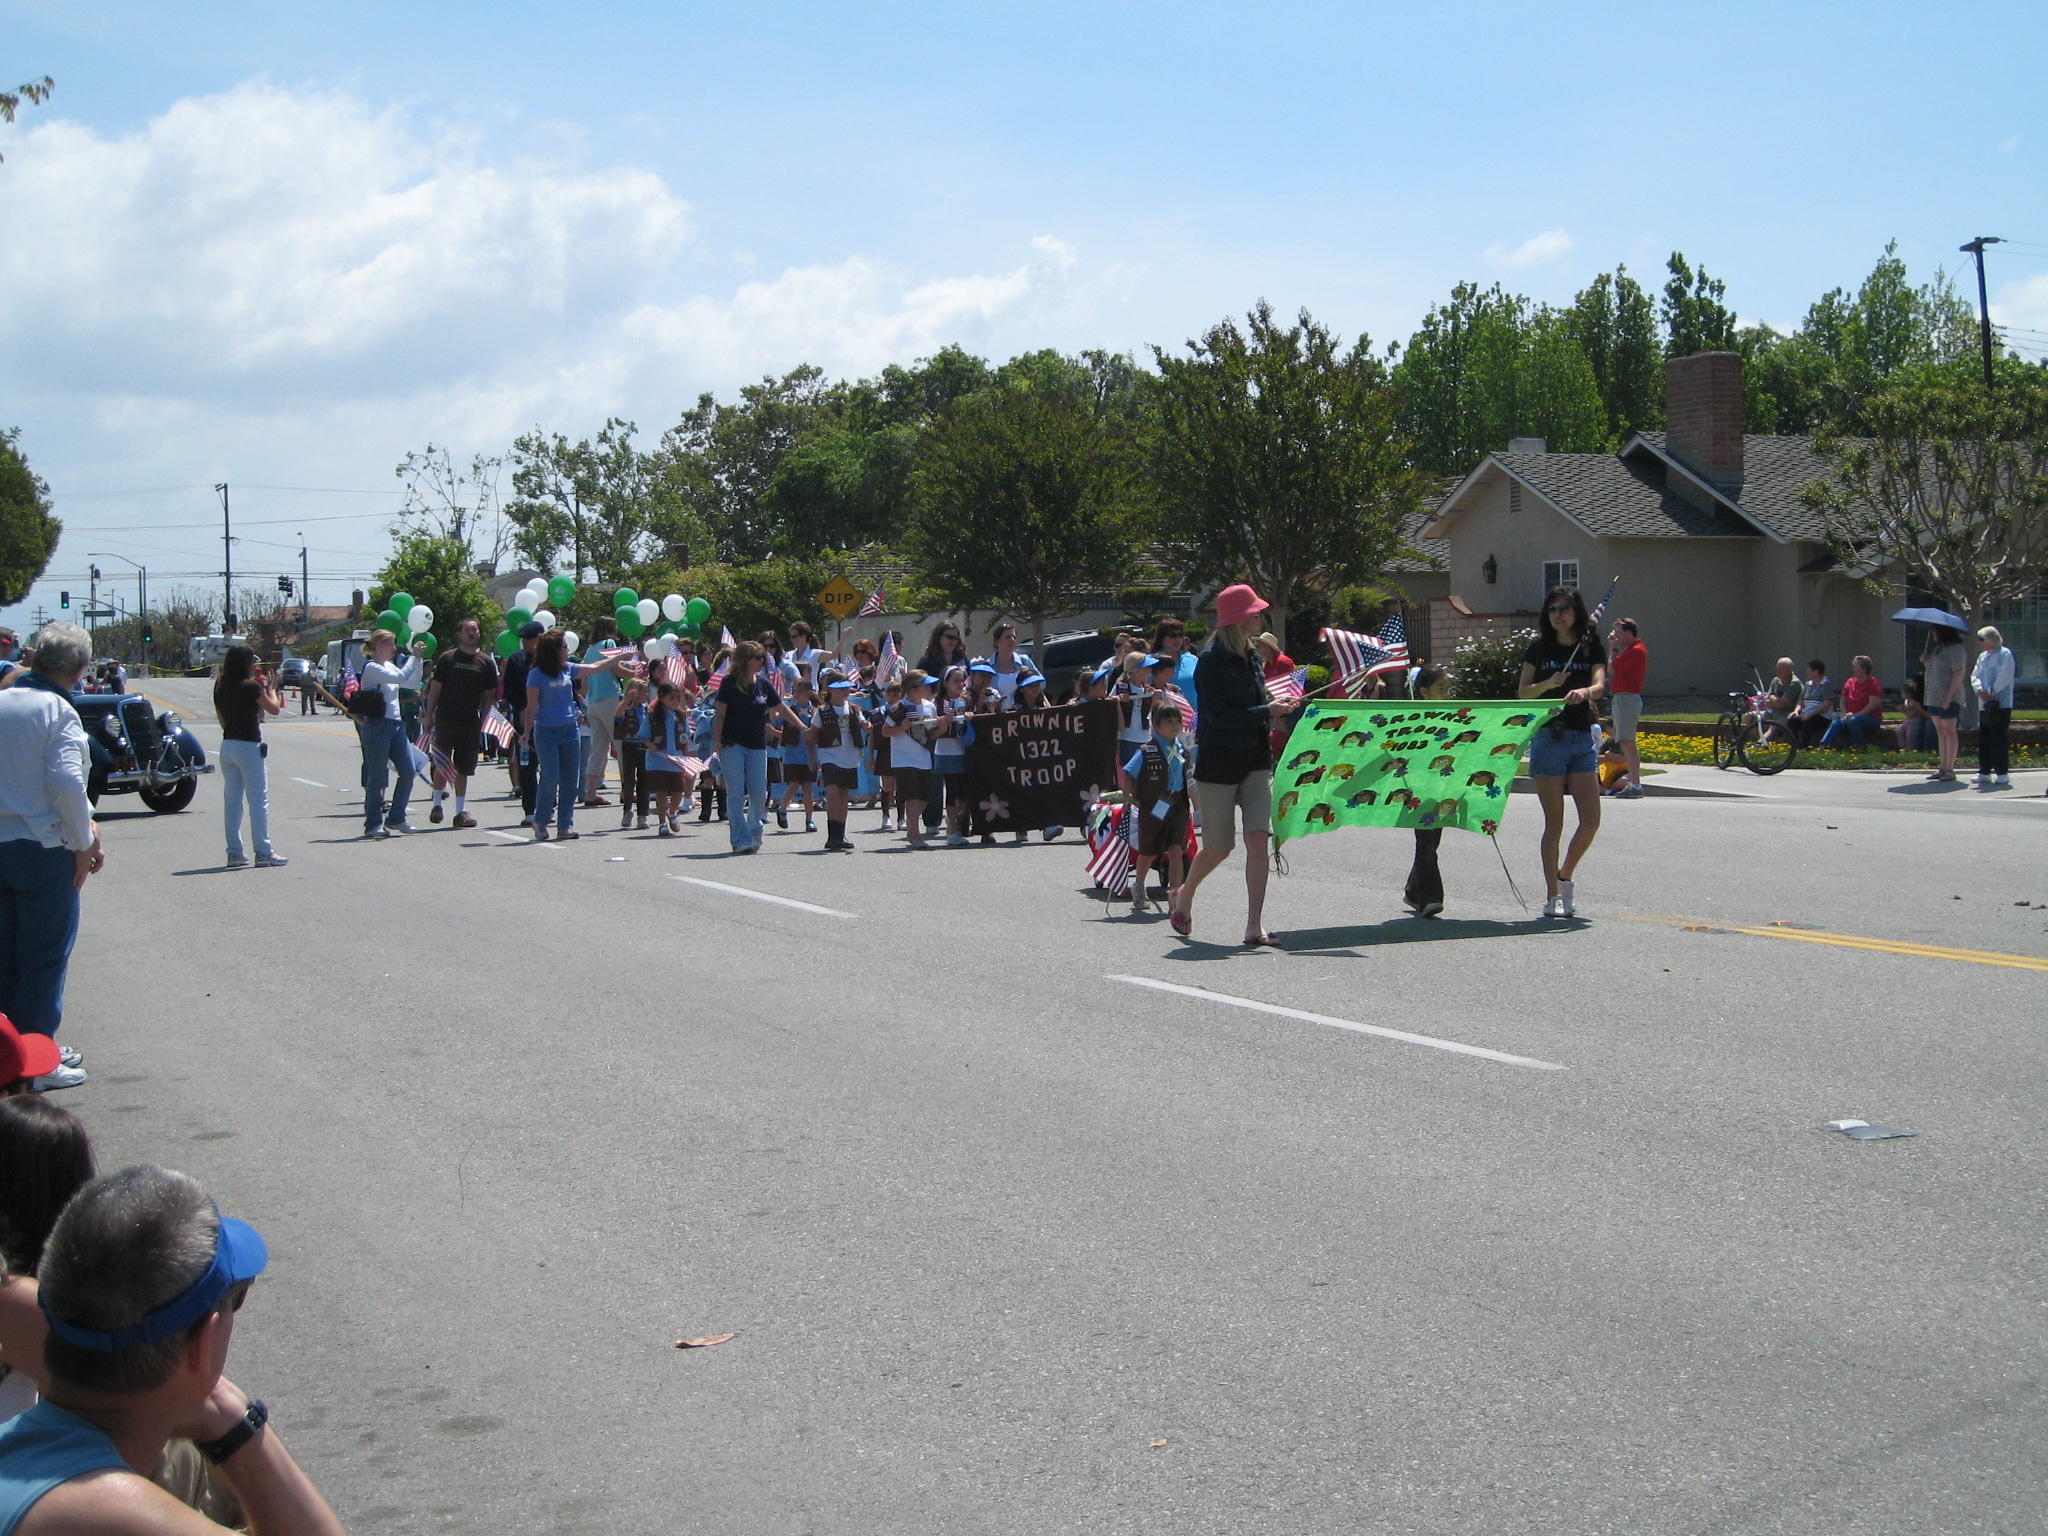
[89,553,148,674]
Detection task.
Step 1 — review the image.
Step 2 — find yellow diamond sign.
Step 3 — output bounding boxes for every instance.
[816,575,864,619]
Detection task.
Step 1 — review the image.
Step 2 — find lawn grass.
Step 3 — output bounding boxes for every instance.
[1646,708,2048,723]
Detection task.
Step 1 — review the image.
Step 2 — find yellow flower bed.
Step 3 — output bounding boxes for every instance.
[1634,731,2047,771]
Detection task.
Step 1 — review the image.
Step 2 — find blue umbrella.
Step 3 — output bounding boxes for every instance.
[1891,606,1970,629]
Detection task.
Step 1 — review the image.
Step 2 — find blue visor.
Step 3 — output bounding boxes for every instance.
[967,661,997,676]
[43,1210,268,1352]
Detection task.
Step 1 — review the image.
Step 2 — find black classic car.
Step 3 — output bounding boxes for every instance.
[73,691,212,812]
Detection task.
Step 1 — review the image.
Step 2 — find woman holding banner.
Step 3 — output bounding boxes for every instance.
[1518,585,1607,918]
[1170,584,1296,947]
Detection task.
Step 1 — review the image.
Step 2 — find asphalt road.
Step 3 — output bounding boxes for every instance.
[58,680,2048,1534]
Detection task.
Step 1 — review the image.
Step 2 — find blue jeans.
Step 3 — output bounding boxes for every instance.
[1820,713,1878,750]
[218,739,272,860]
[0,839,79,1041]
[719,745,770,850]
[357,717,414,831]
[533,723,581,831]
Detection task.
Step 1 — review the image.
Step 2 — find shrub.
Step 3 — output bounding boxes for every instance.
[1305,664,1331,693]
[1451,628,1535,699]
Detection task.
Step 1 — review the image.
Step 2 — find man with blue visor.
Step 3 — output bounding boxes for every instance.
[0,1165,342,1534]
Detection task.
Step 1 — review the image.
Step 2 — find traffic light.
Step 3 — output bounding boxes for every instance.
[141,623,154,645]
[277,576,293,597]
[59,591,69,609]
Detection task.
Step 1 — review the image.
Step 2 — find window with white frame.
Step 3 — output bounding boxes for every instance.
[1542,559,1580,595]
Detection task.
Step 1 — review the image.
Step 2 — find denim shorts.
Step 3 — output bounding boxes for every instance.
[1528,726,1598,779]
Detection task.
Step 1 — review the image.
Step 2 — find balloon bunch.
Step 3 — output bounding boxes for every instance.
[494,573,578,659]
[375,592,439,657]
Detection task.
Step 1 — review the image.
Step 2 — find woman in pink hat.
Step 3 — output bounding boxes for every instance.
[1171,583,1297,946]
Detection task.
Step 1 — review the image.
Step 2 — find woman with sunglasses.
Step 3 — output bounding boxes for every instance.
[1518,585,1607,917]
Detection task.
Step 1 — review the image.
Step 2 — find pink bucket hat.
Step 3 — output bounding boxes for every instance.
[1213,583,1269,629]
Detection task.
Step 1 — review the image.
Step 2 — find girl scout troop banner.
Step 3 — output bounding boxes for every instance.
[965,700,1121,835]
[1269,700,1561,846]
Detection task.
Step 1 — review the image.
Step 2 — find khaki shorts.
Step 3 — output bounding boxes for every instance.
[1194,771,1274,853]
[1612,692,1642,742]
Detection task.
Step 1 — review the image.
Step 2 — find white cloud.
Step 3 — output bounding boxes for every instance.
[1991,272,2048,332]
[1485,228,1574,269]
[0,82,691,402]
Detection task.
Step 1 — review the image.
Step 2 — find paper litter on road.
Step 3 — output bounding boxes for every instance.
[1824,1119,1917,1140]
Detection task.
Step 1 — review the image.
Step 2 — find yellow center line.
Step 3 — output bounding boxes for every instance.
[1623,914,2048,973]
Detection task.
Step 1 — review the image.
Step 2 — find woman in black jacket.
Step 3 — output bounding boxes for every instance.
[1171,584,1295,946]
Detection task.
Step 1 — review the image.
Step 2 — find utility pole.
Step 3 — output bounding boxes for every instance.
[90,553,147,673]
[1959,237,2002,391]
[216,481,234,633]
[87,564,99,646]
[300,537,311,631]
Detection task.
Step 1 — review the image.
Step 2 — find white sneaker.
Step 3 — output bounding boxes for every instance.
[1558,878,1575,917]
[1543,894,1565,918]
[33,1064,86,1091]
[637,815,650,829]
[255,853,290,868]
[621,808,634,828]
[1995,774,2010,787]
[58,1044,81,1069]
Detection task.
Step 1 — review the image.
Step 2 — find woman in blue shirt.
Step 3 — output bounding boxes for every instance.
[521,629,628,841]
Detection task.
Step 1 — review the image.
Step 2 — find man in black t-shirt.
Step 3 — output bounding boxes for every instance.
[424,617,500,829]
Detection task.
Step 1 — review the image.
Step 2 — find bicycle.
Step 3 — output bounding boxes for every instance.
[1712,670,1797,776]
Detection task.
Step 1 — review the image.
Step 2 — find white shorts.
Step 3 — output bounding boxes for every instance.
[1612,692,1642,742]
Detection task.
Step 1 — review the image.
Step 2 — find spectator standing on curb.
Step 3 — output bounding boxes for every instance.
[0,623,102,1091]
[1606,619,1646,797]
[211,645,287,869]
[1821,656,1885,750]
[0,1165,346,1536]
[1920,625,1971,783]
[1974,625,2015,788]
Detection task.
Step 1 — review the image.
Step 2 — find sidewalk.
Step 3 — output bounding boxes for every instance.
[1628,763,2048,814]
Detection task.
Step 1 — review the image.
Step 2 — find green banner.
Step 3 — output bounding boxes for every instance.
[1271,699,1561,846]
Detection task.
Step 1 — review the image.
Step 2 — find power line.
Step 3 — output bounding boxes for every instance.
[58,510,398,532]
[51,484,401,501]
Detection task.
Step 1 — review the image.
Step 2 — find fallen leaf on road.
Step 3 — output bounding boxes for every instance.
[1148,1439,1168,1450]
[675,1334,736,1349]
[1683,924,1715,932]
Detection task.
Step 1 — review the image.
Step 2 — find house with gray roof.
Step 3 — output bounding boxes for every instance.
[1420,352,1896,700]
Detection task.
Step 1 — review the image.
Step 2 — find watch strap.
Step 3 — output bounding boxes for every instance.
[197,1398,268,1464]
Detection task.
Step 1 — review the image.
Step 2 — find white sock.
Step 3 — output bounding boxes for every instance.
[455,796,466,813]
[432,787,444,806]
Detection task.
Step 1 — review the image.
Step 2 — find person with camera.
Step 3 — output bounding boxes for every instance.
[350,627,427,838]
[0,1165,344,1535]
[211,645,287,869]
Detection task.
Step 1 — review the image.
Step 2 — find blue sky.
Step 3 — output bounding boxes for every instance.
[4,1,2046,624]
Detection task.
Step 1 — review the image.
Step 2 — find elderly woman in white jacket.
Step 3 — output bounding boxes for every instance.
[1973,625,2016,787]
[355,628,427,838]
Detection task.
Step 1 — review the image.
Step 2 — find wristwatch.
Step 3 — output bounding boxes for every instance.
[197,1398,269,1464]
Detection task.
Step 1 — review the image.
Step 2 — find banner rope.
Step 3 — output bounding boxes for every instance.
[1489,832,1528,912]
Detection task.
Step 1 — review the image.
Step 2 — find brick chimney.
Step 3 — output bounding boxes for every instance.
[1664,351,1744,492]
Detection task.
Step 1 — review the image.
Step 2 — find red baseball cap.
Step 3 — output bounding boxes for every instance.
[0,1013,59,1087]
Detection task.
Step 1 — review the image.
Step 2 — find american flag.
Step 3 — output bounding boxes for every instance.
[340,658,360,699]
[876,631,901,687]
[659,646,693,691]
[1085,803,1133,897]
[858,582,886,617]
[1267,666,1308,704]
[481,707,516,747]
[719,624,735,651]
[1366,610,1409,676]
[1164,684,1196,733]
[1587,577,1618,628]
[1321,626,1395,692]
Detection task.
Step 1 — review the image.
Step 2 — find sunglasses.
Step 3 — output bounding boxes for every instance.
[1546,603,1575,615]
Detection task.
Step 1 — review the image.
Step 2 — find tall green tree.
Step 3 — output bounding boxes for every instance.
[366,534,501,645]
[1154,302,1429,633]
[1803,356,2048,621]
[1394,284,1610,474]
[395,443,511,573]
[507,419,704,582]
[660,367,837,562]
[0,428,59,606]
[906,353,1142,656]
[1566,264,1663,442]
[1660,252,1740,357]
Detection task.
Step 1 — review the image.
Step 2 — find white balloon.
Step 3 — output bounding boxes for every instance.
[407,604,433,632]
[643,637,664,661]
[636,598,658,626]
[516,586,540,610]
[661,593,685,622]
[533,609,555,629]
[561,630,580,656]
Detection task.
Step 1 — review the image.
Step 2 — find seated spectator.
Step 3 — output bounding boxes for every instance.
[1597,733,1630,795]
[1759,657,1803,742]
[1894,679,1934,753]
[0,1095,96,1420]
[1821,655,1885,749]
[1788,659,1836,748]
[0,1165,343,1534]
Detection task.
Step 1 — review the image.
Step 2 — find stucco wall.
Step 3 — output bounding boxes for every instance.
[1440,466,1603,613]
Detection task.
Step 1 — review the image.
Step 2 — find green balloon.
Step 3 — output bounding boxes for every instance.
[657,621,678,637]
[376,609,404,635]
[547,574,575,607]
[494,629,518,658]
[615,605,645,639]
[685,596,711,624]
[614,588,639,610]
[681,619,700,638]
[389,592,415,616]
[505,606,533,631]
[417,631,438,658]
